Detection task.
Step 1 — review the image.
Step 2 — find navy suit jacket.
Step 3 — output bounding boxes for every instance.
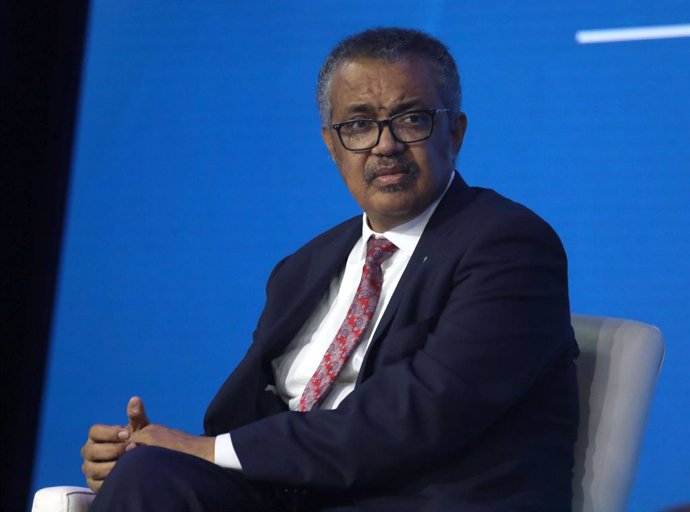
[204,174,579,511]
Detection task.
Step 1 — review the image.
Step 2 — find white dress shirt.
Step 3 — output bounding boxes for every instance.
[215,173,454,469]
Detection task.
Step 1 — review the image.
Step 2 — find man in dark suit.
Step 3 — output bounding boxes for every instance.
[82,27,579,511]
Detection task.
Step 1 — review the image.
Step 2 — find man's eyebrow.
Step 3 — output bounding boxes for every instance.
[342,103,375,117]
[340,99,429,120]
[390,100,427,115]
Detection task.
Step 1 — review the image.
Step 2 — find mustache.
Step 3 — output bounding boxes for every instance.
[364,157,420,184]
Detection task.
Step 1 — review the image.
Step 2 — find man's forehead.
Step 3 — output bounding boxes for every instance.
[334,56,434,82]
[330,57,440,114]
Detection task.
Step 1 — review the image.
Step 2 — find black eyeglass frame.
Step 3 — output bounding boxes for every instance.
[330,108,451,151]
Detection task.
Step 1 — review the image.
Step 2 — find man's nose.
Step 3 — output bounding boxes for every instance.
[372,125,405,155]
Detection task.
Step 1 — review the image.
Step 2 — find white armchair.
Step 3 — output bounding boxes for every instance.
[33,314,664,512]
[571,314,664,512]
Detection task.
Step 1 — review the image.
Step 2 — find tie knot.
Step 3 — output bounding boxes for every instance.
[366,236,398,265]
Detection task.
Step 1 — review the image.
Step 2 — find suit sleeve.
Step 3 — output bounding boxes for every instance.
[230,209,574,490]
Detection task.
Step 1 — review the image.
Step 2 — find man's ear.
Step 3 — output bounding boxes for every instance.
[450,112,467,156]
[321,125,337,163]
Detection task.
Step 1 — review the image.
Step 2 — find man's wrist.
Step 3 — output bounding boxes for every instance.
[192,434,216,463]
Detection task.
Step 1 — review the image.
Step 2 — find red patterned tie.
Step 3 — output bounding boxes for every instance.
[298,236,398,412]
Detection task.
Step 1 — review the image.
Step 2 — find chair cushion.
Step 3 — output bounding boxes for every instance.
[32,486,95,512]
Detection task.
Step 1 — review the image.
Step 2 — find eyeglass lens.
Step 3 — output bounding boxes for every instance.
[339,111,435,150]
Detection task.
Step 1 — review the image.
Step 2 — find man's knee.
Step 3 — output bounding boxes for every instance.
[94,446,278,512]
[92,446,206,511]
[109,445,175,482]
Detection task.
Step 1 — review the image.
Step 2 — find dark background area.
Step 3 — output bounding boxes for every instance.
[1,1,89,510]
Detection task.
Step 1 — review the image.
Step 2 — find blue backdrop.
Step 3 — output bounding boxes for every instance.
[32,2,690,510]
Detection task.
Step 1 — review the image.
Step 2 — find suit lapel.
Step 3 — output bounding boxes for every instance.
[367,173,476,350]
[262,219,362,358]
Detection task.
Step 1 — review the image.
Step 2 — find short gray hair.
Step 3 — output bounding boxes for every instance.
[316,27,462,126]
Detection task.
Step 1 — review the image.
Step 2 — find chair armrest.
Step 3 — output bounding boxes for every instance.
[32,486,95,512]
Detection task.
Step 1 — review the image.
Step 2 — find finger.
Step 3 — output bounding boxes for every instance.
[129,424,165,446]
[88,424,129,443]
[127,396,150,431]
[129,425,153,444]
[82,459,116,481]
[86,477,102,493]
[81,439,127,462]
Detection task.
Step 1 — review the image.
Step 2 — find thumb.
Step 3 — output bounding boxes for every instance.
[127,396,150,432]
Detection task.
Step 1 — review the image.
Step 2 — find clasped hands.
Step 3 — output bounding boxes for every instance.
[80,396,214,492]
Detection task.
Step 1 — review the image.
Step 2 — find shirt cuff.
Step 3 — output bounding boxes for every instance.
[214,433,243,470]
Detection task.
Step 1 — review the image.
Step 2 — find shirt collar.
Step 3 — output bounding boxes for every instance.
[360,171,455,256]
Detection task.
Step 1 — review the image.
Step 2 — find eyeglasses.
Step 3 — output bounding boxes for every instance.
[331,108,450,151]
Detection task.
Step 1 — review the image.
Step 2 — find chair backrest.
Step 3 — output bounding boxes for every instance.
[571,314,664,512]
